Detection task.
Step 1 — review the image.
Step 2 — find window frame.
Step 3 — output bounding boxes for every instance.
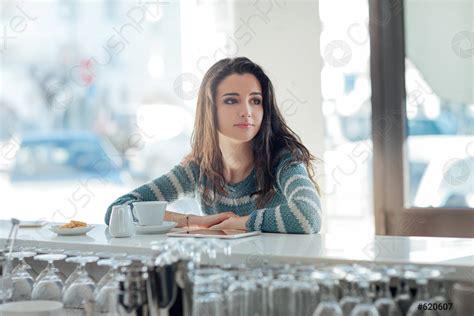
[368,0,474,237]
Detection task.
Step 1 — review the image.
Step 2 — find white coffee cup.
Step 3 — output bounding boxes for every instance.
[132,201,167,226]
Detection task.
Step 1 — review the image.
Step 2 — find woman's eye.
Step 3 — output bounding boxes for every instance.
[224,98,238,105]
[252,98,262,105]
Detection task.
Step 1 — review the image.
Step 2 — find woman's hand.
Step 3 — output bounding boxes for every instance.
[209,215,250,230]
[190,212,239,228]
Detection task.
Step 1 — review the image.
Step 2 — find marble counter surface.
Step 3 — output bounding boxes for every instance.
[1,220,472,280]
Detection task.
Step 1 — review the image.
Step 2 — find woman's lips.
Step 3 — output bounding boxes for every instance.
[235,124,253,129]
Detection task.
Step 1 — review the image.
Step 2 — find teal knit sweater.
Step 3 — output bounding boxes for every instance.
[105,151,322,234]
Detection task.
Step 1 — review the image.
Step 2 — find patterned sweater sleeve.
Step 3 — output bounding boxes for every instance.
[104,160,199,225]
[245,154,322,234]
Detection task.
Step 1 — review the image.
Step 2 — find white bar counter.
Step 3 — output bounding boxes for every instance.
[1,220,472,280]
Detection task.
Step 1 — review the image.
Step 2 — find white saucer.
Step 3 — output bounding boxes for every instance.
[134,221,177,234]
[0,300,63,315]
[49,224,94,236]
[19,220,48,227]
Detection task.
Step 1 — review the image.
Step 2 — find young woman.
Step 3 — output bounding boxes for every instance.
[105,57,322,234]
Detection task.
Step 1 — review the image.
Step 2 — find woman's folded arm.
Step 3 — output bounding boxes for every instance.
[104,160,198,225]
[245,159,322,234]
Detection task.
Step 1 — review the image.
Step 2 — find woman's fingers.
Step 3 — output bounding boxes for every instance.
[209,219,229,230]
[192,212,239,228]
[215,213,233,223]
[220,211,239,218]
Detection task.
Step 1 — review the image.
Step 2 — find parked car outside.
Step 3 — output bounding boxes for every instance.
[1,131,134,224]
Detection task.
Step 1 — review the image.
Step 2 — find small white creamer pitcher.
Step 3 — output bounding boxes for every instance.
[108,205,134,238]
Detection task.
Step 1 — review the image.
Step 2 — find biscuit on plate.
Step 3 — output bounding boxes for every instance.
[60,220,88,228]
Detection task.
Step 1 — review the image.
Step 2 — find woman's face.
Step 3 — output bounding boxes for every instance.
[215,73,264,144]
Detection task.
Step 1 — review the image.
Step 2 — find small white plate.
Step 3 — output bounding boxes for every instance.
[134,221,177,234]
[19,220,48,227]
[49,224,94,236]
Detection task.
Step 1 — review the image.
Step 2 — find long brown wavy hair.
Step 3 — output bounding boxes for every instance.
[182,57,321,209]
